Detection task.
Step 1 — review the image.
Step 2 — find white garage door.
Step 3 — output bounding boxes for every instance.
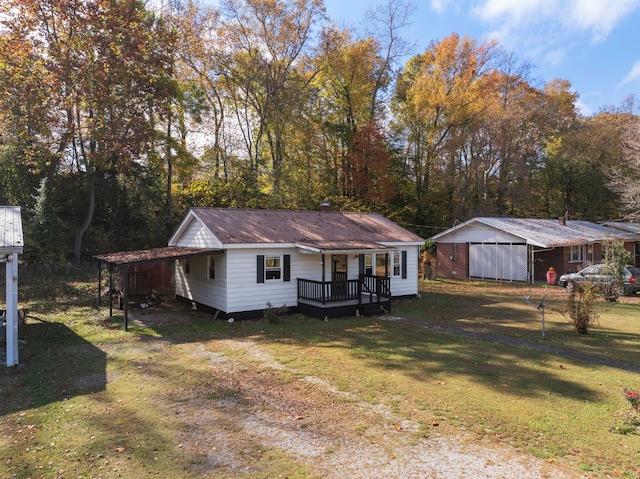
[469,243,528,282]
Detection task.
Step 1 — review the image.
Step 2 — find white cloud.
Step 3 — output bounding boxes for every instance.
[619,60,640,87]
[430,0,447,14]
[472,0,554,26]
[543,48,565,67]
[568,0,640,42]
[471,0,640,43]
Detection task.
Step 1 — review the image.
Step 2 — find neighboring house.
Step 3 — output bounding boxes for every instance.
[95,207,425,324]
[431,217,639,283]
[1,206,23,367]
[168,208,424,320]
[601,222,640,267]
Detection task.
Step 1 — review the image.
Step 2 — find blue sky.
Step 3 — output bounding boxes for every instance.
[323,0,640,116]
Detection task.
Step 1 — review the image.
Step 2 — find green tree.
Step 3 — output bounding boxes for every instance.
[24,177,66,268]
[0,0,177,262]
[602,239,633,302]
[541,110,625,221]
[391,33,498,226]
[216,0,324,207]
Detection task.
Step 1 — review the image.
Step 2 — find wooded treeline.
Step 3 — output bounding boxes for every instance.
[1,0,639,266]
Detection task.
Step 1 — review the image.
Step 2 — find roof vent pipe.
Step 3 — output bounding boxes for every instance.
[559,216,566,226]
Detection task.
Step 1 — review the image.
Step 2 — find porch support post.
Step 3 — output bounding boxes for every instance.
[385,252,389,276]
[123,265,129,331]
[321,254,326,304]
[529,245,535,284]
[109,264,113,317]
[97,261,102,307]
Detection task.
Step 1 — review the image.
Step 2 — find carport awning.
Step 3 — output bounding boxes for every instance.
[94,246,221,332]
[94,246,220,267]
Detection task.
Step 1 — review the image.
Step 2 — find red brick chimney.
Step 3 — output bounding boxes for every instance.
[319,201,331,212]
[559,216,566,226]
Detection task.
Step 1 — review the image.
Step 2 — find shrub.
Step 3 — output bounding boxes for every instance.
[611,411,640,435]
[565,282,599,334]
[601,240,633,302]
[624,387,640,410]
[611,387,640,435]
[263,301,288,324]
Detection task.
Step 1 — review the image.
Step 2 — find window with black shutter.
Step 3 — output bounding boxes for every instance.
[283,254,290,282]
[402,250,408,279]
[257,255,265,283]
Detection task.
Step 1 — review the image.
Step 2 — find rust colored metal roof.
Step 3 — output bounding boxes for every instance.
[188,208,424,248]
[93,246,219,266]
[0,206,23,251]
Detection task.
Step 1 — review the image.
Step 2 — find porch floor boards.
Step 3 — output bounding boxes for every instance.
[298,294,388,308]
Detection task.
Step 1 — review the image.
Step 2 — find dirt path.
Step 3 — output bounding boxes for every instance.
[134,329,585,479]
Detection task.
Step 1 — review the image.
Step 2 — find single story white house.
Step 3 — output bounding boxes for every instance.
[431,217,639,282]
[96,207,424,324]
[1,206,23,367]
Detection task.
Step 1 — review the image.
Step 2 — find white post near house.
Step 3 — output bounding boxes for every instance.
[1,206,23,367]
[5,254,19,366]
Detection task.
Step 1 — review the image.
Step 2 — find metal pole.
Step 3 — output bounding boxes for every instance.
[525,295,546,339]
[97,261,101,307]
[109,264,113,317]
[124,265,129,331]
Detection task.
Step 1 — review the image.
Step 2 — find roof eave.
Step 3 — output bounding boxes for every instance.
[295,243,398,254]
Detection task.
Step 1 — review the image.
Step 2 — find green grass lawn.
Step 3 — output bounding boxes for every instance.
[1,275,639,478]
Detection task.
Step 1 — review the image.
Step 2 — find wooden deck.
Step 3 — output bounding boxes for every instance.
[296,275,391,318]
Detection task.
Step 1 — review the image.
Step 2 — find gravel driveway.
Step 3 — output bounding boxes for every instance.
[130,311,586,479]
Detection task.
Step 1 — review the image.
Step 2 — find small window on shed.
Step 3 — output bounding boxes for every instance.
[185,259,191,275]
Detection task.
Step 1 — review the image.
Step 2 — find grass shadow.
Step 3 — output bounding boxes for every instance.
[0,317,107,416]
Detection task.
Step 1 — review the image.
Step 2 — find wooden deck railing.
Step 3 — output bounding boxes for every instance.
[297,275,390,305]
[297,278,360,303]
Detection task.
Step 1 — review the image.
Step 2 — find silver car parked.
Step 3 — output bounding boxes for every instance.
[558,264,640,300]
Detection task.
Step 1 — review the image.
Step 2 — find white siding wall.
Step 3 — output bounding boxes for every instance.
[174,219,220,248]
[177,245,421,315]
[227,247,303,313]
[390,246,420,297]
[437,224,522,244]
[175,253,228,311]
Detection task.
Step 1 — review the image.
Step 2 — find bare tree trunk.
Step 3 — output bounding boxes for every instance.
[166,111,173,222]
[73,172,96,264]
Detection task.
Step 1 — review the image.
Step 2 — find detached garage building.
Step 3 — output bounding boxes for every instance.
[431,217,638,283]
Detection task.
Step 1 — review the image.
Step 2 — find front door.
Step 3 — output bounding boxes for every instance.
[332,254,348,299]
